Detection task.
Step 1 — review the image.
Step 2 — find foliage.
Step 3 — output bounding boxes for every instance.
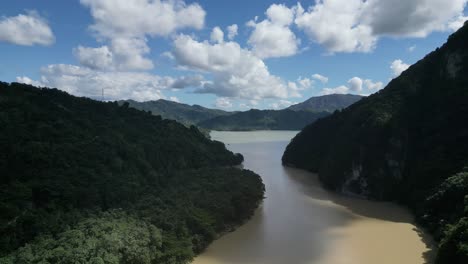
[282,23,468,262]
[198,109,330,131]
[436,217,468,264]
[1,210,163,264]
[0,82,265,263]
[286,94,363,112]
[121,99,231,126]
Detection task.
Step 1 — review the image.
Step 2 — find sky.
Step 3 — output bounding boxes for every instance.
[0,0,467,110]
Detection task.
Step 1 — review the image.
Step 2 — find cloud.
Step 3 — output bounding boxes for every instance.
[320,76,384,95]
[74,45,114,70]
[16,64,201,102]
[247,4,300,59]
[297,77,313,90]
[270,99,294,109]
[288,77,313,98]
[239,99,260,109]
[172,34,291,100]
[295,0,468,53]
[295,1,376,53]
[74,39,154,71]
[363,0,467,37]
[210,26,224,44]
[364,79,384,90]
[348,77,363,92]
[169,75,204,89]
[447,15,468,31]
[320,85,350,95]
[78,0,206,71]
[408,45,416,52]
[169,96,180,103]
[312,73,329,84]
[80,0,205,39]
[391,59,410,77]
[215,97,233,108]
[0,11,55,46]
[227,24,238,40]
[16,76,43,87]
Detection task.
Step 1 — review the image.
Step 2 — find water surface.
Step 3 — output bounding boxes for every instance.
[193,131,434,264]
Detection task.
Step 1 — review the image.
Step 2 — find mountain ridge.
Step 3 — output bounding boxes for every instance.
[282,22,468,263]
[124,94,362,131]
[287,94,363,112]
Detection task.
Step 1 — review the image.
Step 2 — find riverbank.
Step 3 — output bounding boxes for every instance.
[194,131,434,264]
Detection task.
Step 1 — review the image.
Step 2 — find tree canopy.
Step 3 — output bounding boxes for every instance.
[0,82,264,263]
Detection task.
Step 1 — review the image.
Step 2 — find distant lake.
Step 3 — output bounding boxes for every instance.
[193,131,434,264]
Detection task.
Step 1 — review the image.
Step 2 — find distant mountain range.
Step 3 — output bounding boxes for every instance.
[123,94,363,131]
[121,99,232,125]
[198,109,330,131]
[287,94,363,112]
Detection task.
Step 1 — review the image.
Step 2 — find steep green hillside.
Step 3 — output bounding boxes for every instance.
[283,23,468,263]
[198,109,329,131]
[122,99,231,125]
[287,94,363,112]
[0,82,264,264]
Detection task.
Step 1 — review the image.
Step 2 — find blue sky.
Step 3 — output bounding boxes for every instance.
[0,0,467,110]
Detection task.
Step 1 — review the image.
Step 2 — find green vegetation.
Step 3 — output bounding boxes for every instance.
[0,82,265,263]
[283,23,468,262]
[198,109,329,131]
[122,99,232,126]
[286,94,363,112]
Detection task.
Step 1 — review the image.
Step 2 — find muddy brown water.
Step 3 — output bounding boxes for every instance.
[193,131,434,264]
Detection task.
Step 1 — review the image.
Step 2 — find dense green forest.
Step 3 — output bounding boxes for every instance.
[286,94,362,112]
[283,23,468,263]
[121,99,232,126]
[198,109,329,131]
[0,82,265,263]
[124,94,361,131]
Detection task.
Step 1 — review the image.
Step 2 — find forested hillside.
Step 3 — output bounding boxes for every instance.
[198,109,329,131]
[283,23,468,263]
[122,99,232,125]
[286,94,363,112]
[0,82,265,263]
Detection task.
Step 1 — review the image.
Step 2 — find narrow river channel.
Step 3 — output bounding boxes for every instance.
[193,131,434,264]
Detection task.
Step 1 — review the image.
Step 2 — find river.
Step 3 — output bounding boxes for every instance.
[193,131,434,264]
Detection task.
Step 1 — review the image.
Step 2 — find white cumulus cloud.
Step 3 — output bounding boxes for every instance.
[391,59,410,77]
[295,1,376,53]
[215,97,233,108]
[172,34,291,100]
[169,96,180,103]
[320,85,350,95]
[364,79,384,90]
[320,76,384,95]
[312,73,329,84]
[247,4,300,59]
[348,77,363,92]
[16,64,201,102]
[0,11,55,46]
[227,24,238,40]
[210,26,224,44]
[270,99,294,109]
[80,0,205,39]
[295,0,468,53]
[77,0,206,71]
